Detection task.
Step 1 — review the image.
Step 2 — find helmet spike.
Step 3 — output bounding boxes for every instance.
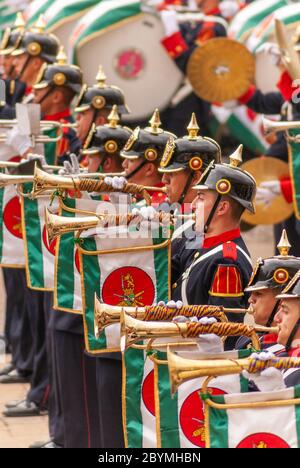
[187,113,200,140]
[229,144,243,168]
[32,14,47,33]
[14,12,26,31]
[56,45,67,65]
[96,65,107,88]
[277,229,291,257]
[146,108,162,134]
[107,105,120,129]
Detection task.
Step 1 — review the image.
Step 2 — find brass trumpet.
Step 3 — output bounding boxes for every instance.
[94,297,248,337]
[32,167,166,203]
[45,209,189,244]
[0,173,34,188]
[0,119,77,131]
[120,311,278,352]
[262,117,300,136]
[168,348,300,394]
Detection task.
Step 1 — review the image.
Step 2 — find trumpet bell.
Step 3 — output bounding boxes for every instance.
[45,208,101,244]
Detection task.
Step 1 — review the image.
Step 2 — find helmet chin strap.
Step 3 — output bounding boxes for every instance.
[204,194,222,234]
[178,171,194,206]
[17,54,32,81]
[36,86,54,107]
[266,299,280,328]
[125,159,147,181]
[286,318,300,351]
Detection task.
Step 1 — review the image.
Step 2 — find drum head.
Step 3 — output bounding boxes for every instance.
[242,157,294,226]
[74,13,183,122]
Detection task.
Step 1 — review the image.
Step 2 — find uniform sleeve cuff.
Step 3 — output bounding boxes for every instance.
[277,71,294,101]
[280,177,293,204]
[238,85,256,105]
[161,31,188,59]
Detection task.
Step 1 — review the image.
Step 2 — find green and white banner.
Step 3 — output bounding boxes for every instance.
[54,196,103,314]
[247,3,300,53]
[21,183,58,290]
[287,130,300,221]
[26,0,53,27]
[155,349,250,448]
[123,350,158,448]
[69,0,140,65]
[45,0,100,32]
[228,0,288,43]
[210,105,270,155]
[0,184,25,268]
[207,385,300,448]
[80,225,170,354]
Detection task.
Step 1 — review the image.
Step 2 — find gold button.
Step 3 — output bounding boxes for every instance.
[172,282,177,289]
[194,252,200,259]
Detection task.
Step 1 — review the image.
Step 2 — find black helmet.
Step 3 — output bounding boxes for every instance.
[75,66,129,115]
[246,231,300,293]
[82,105,132,157]
[12,15,60,64]
[277,271,300,300]
[121,109,175,163]
[158,113,221,173]
[0,13,26,56]
[33,46,83,94]
[194,145,256,214]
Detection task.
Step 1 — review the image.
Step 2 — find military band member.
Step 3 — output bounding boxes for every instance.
[171,146,256,349]
[121,108,172,204]
[236,230,300,354]
[0,12,26,113]
[158,0,228,136]
[237,28,300,256]
[74,66,130,166]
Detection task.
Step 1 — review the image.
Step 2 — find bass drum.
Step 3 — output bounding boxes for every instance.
[74,12,183,123]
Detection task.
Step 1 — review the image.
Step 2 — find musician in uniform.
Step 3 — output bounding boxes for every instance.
[0,18,60,390]
[121,108,172,204]
[158,0,228,136]
[236,29,300,256]
[0,12,26,114]
[274,271,300,387]
[74,67,130,165]
[170,146,256,349]
[236,230,300,354]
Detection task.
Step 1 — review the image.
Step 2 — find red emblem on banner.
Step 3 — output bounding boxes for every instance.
[102,266,155,306]
[237,433,290,448]
[74,248,81,274]
[141,370,155,416]
[180,388,226,448]
[42,225,57,256]
[3,196,23,239]
[9,156,21,163]
[115,49,144,80]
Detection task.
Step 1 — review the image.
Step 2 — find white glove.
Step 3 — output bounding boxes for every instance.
[160,10,179,36]
[158,300,184,309]
[104,176,127,190]
[131,206,157,221]
[256,42,281,66]
[5,127,32,156]
[242,352,286,392]
[58,153,80,176]
[219,0,239,19]
[197,333,224,354]
[255,180,281,208]
[27,153,47,167]
[199,317,218,325]
[222,100,239,110]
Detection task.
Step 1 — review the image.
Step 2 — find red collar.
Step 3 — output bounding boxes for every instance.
[205,7,220,16]
[261,333,278,344]
[25,86,32,96]
[203,228,241,249]
[43,108,71,121]
[288,347,300,358]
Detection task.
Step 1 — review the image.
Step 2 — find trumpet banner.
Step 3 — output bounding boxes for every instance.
[80,225,170,354]
[287,129,300,221]
[0,181,25,268]
[21,183,58,290]
[54,196,103,314]
[206,386,300,448]
[154,349,250,449]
